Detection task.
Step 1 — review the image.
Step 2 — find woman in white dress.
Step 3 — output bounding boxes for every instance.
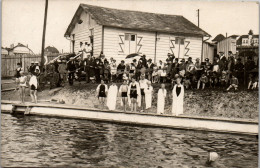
[144,81,153,110]
[157,84,167,114]
[172,77,184,116]
[107,81,118,110]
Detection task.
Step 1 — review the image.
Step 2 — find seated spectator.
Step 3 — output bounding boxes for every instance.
[227,74,238,91]
[197,73,208,90]
[220,71,228,87]
[183,76,191,89]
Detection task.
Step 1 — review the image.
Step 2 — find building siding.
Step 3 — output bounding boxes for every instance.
[70,12,102,56]
[217,37,236,56]
[103,27,156,62]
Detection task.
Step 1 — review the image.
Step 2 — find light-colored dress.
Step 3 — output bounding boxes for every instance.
[172,84,184,116]
[107,84,118,110]
[144,86,153,109]
[29,75,38,89]
[157,88,167,114]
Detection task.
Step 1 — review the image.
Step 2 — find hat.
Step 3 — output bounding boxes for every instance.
[148,59,152,62]
[167,53,171,56]
[175,58,179,62]
[35,61,39,64]
[196,58,200,61]
[228,51,233,54]
[219,51,224,54]
[133,59,136,62]
[31,61,34,64]
[100,54,105,57]
[205,58,209,61]
[188,57,192,60]
[181,58,185,62]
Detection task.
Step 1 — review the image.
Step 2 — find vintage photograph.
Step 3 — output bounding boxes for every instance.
[1,0,259,167]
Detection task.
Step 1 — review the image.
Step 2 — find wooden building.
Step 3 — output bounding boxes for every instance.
[64,4,210,62]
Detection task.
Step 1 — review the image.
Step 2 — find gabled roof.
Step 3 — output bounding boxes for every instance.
[65,4,210,37]
[237,34,259,45]
[212,34,225,42]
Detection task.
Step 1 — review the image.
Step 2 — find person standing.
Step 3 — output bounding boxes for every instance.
[144,81,153,110]
[29,70,38,103]
[110,59,117,82]
[128,77,141,112]
[18,71,27,103]
[67,57,76,85]
[58,60,67,86]
[157,83,167,114]
[147,59,154,81]
[15,63,23,90]
[118,80,129,112]
[96,80,108,109]
[234,58,244,84]
[107,81,118,110]
[84,55,91,83]
[218,51,227,72]
[139,74,148,112]
[172,77,184,116]
[117,60,126,82]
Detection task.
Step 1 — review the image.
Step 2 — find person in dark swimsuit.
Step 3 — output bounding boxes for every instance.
[119,80,128,112]
[129,77,139,112]
[15,63,22,89]
[96,80,107,109]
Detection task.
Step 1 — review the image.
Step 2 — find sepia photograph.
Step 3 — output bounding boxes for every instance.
[1,0,259,167]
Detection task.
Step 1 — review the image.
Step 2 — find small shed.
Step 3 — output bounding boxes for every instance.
[65,4,210,62]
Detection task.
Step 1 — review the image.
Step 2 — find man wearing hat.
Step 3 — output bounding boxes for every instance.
[117,60,126,82]
[28,61,35,75]
[147,59,154,81]
[166,53,174,63]
[140,54,147,68]
[218,51,227,72]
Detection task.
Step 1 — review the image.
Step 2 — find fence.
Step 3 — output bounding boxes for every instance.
[1,54,58,77]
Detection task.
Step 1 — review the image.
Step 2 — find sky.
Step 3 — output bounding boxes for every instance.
[2,0,259,54]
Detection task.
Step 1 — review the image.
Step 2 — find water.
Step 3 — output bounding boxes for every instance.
[1,113,258,168]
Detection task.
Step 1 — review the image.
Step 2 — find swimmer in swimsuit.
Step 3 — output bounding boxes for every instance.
[119,80,128,112]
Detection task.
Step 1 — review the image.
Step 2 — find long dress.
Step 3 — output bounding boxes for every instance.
[172,84,184,116]
[144,86,153,109]
[157,88,167,114]
[107,84,118,110]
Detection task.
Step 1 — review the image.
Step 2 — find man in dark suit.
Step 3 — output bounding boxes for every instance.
[218,51,227,72]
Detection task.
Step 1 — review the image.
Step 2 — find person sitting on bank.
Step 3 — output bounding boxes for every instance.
[18,71,27,103]
[118,80,129,112]
[96,79,108,109]
[226,74,238,91]
[197,73,208,90]
[29,69,39,103]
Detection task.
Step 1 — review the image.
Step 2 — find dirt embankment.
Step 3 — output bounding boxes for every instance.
[50,83,258,121]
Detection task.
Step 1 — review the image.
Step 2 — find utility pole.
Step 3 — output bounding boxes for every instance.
[41,0,48,69]
[197,9,200,28]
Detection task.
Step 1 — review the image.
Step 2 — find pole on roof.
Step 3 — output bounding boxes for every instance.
[197,9,200,28]
[41,0,48,70]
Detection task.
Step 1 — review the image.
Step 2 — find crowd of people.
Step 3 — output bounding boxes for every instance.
[14,49,258,112]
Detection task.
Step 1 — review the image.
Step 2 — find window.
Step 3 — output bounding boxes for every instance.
[175,38,179,44]
[131,35,135,41]
[180,38,184,45]
[246,40,248,44]
[125,34,130,41]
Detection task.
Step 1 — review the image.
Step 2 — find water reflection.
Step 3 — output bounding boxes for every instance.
[1,114,258,167]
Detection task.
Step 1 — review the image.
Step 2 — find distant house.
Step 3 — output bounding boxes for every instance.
[44,46,59,55]
[1,47,8,55]
[64,4,210,62]
[4,43,34,56]
[211,34,225,44]
[236,31,259,47]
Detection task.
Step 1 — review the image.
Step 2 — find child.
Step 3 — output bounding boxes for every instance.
[252,75,258,90]
[144,81,153,110]
[227,74,238,91]
[157,83,167,114]
[119,80,129,112]
[197,73,208,90]
[29,70,38,103]
[183,76,191,89]
[18,71,27,103]
[96,80,108,109]
[247,73,254,90]
[220,71,228,87]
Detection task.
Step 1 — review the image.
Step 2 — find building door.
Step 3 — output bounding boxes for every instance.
[175,37,185,59]
[125,33,137,55]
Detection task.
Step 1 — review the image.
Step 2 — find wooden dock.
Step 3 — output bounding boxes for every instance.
[1,100,258,135]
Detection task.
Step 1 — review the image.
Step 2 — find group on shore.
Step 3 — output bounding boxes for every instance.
[96,76,184,116]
